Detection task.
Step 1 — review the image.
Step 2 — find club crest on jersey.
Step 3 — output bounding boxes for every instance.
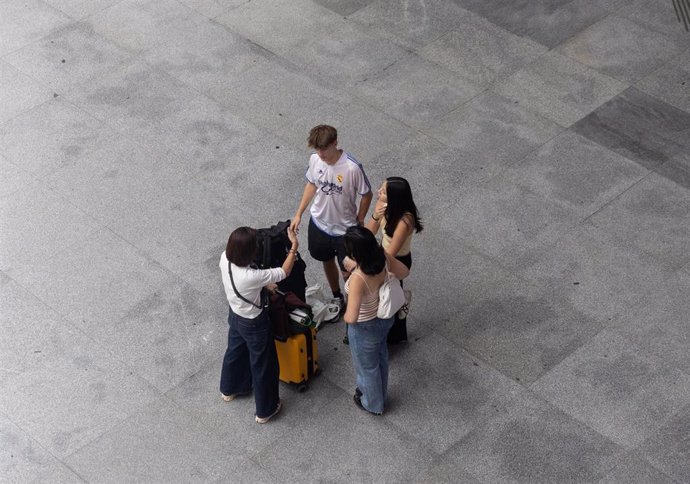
[336,174,343,183]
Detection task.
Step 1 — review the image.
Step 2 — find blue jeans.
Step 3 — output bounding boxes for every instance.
[219,309,280,418]
[347,316,395,414]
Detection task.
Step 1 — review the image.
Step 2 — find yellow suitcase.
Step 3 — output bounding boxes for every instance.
[275,327,319,392]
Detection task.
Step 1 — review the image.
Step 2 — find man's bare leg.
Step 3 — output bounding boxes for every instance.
[323,258,341,294]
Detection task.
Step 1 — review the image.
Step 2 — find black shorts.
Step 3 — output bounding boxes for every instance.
[308,218,347,271]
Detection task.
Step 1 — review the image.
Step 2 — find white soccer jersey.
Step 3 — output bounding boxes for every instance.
[306,151,371,236]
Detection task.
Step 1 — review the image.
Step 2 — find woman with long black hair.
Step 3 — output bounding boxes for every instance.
[343,226,409,414]
[366,176,423,343]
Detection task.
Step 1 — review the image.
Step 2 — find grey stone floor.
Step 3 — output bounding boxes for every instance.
[1,0,689,482]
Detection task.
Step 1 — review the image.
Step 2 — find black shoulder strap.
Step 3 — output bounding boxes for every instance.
[228,264,265,309]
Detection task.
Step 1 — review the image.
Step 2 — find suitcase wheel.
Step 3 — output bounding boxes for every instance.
[297,383,308,393]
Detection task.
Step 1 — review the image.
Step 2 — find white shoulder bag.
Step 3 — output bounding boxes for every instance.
[377,261,406,319]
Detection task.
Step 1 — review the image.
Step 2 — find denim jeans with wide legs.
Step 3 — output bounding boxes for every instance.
[219,309,280,418]
[347,316,395,414]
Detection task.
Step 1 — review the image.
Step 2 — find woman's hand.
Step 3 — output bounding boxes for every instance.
[374,201,386,220]
[287,226,299,248]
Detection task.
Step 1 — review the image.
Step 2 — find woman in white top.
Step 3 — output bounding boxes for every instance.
[219,226,299,424]
[343,226,409,415]
[366,176,423,343]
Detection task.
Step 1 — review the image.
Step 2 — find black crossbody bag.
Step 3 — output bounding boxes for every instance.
[228,264,267,311]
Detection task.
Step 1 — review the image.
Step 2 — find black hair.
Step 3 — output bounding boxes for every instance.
[344,225,386,275]
[226,227,257,267]
[384,176,423,238]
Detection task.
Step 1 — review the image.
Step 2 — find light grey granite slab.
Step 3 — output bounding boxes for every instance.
[42,0,123,19]
[140,19,266,92]
[594,452,676,483]
[590,173,690,269]
[252,395,435,482]
[0,0,72,56]
[597,0,690,40]
[350,53,482,129]
[0,276,160,459]
[429,384,624,483]
[64,398,257,482]
[0,61,53,125]
[11,228,224,393]
[637,49,690,114]
[0,97,117,177]
[559,15,686,83]
[437,273,605,384]
[0,154,36,200]
[178,0,250,19]
[85,0,207,53]
[498,130,647,218]
[0,413,82,483]
[274,95,417,164]
[315,0,373,16]
[513,222,675,322]
[427,91,563,170]
[636,403,690,484]
[202,60,332,137]
[611,270,690,375]
[62,58,200,134]
[44,136,192,226]
[0,180,99,278]
[493,50,627,127]
[435,175,580,261]
[349,0,471,49]
[385,332,528,454]
[3,22,132,92]
[532,330,690,449]
[419,13,547,86]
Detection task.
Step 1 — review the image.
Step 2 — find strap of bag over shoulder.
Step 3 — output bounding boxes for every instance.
[229,264,265,309]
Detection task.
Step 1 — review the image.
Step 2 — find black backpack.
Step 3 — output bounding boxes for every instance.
[255,220,307,301]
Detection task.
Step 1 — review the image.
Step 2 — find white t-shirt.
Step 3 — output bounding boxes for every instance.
[306,151,371,236]
[219,252,285,319]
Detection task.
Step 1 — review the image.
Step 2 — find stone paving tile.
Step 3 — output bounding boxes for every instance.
[590,173,690,269]
[85,0,207,53]
[636,49,690,114]
[437,273,605,385]
[424,384,625,483]
[454,0,609,49]
[0,61,53,125]
[573,87,690,174]
[498,130,647,218]
[3,22,133,92]
[252,395,435,482]
[275,95,417,163]
[597,0,690,40]
[559,15,686,83]
[0,98,116,176]
[0,154,36,200]
[349,0,471,50]
[350,52,482,129]
[385,332,537,454]
[597,452,677,484]
[419,12,547,86]
[178,0,250,19]
[11,228,225,393]
[493,50,627,127]
[0,179,100,278]
[315,0,373,16]
[516,222,676,321]
[427,91,563,171]
[41,0,123,20]
[64,398,260,482]
[636,403,690,483]
[0,276,160,459]
[532,330,690,450]
[0,0,72,56]
[0,413,82,483]
[611,270,690,375]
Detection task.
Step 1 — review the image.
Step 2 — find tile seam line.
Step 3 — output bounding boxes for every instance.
[0,410,88,483]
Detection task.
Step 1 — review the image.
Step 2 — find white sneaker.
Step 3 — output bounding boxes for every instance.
[255,400,282,424]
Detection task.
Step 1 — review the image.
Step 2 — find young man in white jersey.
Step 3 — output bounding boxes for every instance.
[290,125,373,318]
